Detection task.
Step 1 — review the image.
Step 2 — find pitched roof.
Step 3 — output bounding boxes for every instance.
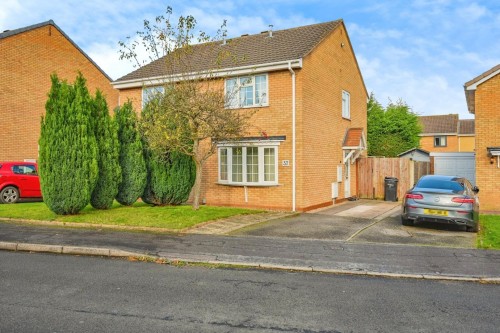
[0,20,112,81]
[343,128,365,147]
[115,20,343,83]
[419,114,459,134]
[464,64,500,114]
[458,119,475,135]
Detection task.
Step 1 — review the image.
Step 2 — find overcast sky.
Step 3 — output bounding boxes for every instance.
[2,0,499,119]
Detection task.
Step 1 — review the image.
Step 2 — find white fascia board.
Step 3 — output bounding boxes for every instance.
[465,68,500,90]
[112,59,303,89]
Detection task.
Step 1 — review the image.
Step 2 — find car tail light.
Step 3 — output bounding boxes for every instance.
[406,193,423,199]
[452,197,475,204]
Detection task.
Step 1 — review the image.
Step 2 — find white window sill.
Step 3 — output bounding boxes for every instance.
[216,182,281,187]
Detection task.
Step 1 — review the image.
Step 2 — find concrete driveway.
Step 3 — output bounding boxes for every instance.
[232,199,476,248]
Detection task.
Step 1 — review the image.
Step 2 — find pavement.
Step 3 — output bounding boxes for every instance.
[0,199,499,283]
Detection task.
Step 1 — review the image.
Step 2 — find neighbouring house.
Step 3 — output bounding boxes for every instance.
[418,114,475,153]
[0,20,118,162]
[113,20,368,211]
[464,64,500,212]
[397,148,430,162]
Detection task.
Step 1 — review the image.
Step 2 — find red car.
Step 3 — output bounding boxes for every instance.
[0,162,42,203]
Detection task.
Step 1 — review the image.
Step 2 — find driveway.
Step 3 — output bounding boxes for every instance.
[232,199,476,248]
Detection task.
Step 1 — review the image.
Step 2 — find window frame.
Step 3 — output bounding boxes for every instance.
[434,136,447,147]
[217,142,279,186]
[142,86,165,109]
[342,90,351,119]
[225,74,269,109]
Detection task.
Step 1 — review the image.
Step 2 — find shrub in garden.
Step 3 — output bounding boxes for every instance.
[39,73,98,214]
[142,149,196,206]
[90,90,122,209]
[114,101,147,205]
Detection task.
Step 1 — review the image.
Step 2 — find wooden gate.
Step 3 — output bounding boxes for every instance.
[357,157,430,200]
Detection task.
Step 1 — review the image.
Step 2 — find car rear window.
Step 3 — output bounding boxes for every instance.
[416,178,464,191]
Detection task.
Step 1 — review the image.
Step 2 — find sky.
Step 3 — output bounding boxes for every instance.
[2,0,499,119]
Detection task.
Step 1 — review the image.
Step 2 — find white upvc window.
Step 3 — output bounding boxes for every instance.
[218,143,278,186]
[225,74,268,108]
[342,90,350,119]
[142,86,165,109]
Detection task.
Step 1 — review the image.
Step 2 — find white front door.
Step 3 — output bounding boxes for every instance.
[344,158,351,198]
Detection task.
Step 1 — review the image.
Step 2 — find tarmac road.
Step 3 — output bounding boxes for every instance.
[1,251,499,333]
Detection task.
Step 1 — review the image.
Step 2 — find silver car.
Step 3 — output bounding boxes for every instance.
[401,175,479,232]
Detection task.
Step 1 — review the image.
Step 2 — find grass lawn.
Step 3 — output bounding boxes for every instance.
[478,215,500,250]
[0,201,260,230]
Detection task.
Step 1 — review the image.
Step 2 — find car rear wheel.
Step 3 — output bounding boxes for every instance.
[0,186,19,203]
[401,216,413,226]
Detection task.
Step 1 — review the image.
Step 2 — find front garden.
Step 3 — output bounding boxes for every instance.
[0,201,258,230]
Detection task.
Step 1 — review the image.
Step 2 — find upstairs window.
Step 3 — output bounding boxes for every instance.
[342,90,350,119]
[142,86,165,109]
[225,74,268,108]
[434,136,447,147]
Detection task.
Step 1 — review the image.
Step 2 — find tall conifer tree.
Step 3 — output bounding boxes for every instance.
[115,101,147,205]
[39,73,98,214]
[90,90,121,209]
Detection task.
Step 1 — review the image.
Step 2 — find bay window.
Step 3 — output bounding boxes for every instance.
[218,143,278,186]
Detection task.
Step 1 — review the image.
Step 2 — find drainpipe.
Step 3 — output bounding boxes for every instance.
[288,62,296,212]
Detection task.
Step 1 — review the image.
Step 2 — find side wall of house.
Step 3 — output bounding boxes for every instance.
[475,74,500,211]
[0,25,118,161]
[420,135,459,152]
[299,23,367,210]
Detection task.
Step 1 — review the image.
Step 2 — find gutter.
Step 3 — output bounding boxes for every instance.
[112,59,303,89]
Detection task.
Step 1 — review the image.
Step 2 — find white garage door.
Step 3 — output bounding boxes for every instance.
[431,152,476,185]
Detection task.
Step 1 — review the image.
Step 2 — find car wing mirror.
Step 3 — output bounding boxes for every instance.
[472,186,479,193]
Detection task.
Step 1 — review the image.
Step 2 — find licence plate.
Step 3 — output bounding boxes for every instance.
[424,209,448,216]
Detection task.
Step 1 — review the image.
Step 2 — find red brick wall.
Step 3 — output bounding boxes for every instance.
[0,24,118,161]
[474,73,500,211]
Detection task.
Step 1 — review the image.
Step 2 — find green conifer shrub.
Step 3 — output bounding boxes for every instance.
[39,73,98,214]
[114,101,147,205]
[141,150,196,206]
[90,90,122,209]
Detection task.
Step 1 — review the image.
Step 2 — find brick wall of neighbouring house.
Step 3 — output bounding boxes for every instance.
[419,135,459,152]
[458,136,475,152]
[299,23,367,210]
[474,73,500,211]
[0,24,118,161]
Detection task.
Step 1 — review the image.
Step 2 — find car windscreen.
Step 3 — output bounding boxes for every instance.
[416,178,464,192]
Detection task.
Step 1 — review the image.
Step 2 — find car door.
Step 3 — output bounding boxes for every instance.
[13,164,40,197]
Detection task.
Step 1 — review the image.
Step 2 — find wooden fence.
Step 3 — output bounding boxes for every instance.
[357,157,431,200]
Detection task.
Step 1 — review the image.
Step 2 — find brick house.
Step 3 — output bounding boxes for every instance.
[113,20,368,211]
[418,114,475,153]
[464,64,500,211]
[0,20,118,161]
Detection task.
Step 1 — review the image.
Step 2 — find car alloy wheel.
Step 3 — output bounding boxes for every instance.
[1,186,19,203]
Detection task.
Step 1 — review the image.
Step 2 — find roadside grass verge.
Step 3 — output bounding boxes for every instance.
[0,201,260,230]
[478,215,500,250]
